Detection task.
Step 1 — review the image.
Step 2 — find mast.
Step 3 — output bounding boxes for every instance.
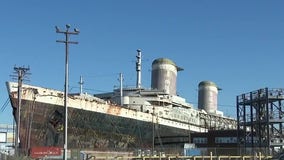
[79,75,84,95]
[119,73,123,105]
[136,49,142,89]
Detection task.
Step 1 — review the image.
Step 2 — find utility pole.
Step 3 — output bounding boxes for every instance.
[13,66,30,156]
[152,105,155,155]
[55,24,79,160]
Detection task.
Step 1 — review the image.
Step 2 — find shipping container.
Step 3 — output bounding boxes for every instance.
[30,146,61,159]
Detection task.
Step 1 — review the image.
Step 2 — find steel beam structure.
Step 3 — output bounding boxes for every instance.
[199,113,237,130]
[237,88,284,155]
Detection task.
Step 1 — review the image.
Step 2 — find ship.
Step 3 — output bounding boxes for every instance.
[6,50,237,154]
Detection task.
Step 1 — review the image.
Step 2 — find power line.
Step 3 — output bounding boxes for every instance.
[0,98,10,112]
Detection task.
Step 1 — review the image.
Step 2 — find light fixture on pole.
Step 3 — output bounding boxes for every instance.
[55,24,79,160]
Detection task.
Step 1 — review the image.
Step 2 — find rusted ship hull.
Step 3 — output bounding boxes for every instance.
[9,96,191,152]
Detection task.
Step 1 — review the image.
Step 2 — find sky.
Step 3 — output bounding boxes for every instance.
[0,1,284,125]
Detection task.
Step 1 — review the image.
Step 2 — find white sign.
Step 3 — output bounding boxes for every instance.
[0,132,7,143]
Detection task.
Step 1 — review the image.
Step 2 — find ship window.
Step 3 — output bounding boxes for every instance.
[215,137,237,144]
[193,137,207,144]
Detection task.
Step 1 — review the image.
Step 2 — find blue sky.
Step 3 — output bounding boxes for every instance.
[1,1,284,124]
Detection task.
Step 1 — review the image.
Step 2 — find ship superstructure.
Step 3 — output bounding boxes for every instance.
[6,51,236,154]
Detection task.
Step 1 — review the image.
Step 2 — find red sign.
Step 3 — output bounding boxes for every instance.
[30,146,61,158]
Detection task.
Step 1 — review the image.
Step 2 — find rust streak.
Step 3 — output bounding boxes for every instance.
[107,105,122,116]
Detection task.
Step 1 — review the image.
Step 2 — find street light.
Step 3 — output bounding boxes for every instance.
[55,24,79,160]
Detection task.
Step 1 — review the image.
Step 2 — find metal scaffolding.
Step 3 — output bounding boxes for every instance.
[237,88,284,155]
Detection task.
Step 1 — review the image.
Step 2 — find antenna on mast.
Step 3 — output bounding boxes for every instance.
[136,49,142,89]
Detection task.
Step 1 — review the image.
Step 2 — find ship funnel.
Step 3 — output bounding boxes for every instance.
[198,81,219,114]
[151,58,183,95]
[136,49,142,89]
